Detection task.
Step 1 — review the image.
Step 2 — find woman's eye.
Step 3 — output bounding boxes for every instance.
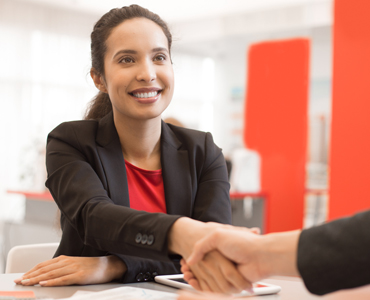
[154,55,166,62]
[120,57,134,63]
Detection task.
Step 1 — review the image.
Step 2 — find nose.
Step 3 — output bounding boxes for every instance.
[136,59,156,82]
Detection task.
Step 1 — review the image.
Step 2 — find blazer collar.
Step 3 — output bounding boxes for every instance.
[96,111,118,147]
[96,112,129,207]
[161,122,192,217]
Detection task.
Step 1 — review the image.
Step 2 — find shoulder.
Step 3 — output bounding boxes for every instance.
[164,123,217,149]
[162,123,222,165]
[47,120,99,147]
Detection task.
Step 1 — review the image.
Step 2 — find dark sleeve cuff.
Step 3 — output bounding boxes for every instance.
[297,210,370,295]
[111,254,181,283]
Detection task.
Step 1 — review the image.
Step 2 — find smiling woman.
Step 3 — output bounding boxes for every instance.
[13,4,250,294]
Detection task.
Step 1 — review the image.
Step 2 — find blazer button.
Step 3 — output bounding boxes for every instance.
[152,272,158,280]
[141,234,148,245]
[144,272,151,281]
[147,234,154,245]
[136,272,144,282]
[135,233,142,244]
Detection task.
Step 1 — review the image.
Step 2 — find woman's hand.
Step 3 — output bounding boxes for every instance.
[14,255,127,287]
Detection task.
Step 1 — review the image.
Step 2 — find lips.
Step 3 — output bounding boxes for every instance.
[129,87,162,99]
[133,91,159,98]
[129,87,162,103]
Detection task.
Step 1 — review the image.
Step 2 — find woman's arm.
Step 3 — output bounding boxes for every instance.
[46,121,181,261]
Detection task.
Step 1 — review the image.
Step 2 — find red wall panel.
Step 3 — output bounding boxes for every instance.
[329,0,370,219]
[244,39,309,233]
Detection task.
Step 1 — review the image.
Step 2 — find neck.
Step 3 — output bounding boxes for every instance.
[113,114,162,170]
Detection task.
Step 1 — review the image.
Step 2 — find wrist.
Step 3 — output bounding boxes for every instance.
[106,255,127,281]
[168,217,194,257]
[168,217,218,259]
[258,230,301,277]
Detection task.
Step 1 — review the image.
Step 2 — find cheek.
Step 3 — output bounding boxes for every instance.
[160,65,174,87]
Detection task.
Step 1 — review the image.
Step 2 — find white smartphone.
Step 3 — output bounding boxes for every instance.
[154,274,281,297]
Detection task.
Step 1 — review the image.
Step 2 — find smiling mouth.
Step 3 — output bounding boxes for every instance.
[131,91,162,98]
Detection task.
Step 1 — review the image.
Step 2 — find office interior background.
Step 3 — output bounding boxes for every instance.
[0,0,333,272]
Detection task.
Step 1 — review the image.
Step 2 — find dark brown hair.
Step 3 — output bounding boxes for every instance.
[84,4,172,120]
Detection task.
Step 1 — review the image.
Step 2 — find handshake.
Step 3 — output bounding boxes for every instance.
[168,218,300,297]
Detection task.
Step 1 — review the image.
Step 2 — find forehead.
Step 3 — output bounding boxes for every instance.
[106,17,169,53]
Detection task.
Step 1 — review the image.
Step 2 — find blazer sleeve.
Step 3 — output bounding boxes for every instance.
[113,254,180,283]
[46,122,180,262]
[297,210,370,295]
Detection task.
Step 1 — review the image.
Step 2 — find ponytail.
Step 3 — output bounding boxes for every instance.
[84,91,112,120]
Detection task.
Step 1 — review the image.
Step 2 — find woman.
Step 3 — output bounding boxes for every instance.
[15,5,250,293]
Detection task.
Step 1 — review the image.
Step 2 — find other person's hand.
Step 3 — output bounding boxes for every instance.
[168,218,252,293]
[181,226,260,291]
[186,227,300,285]
[14,255,126,286]
[181,250,251,293]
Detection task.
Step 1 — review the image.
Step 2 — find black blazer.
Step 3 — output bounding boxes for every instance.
[46,112,231,283]
[298,210,370,295]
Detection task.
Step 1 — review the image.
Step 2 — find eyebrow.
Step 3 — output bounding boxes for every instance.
[113,47,169,59]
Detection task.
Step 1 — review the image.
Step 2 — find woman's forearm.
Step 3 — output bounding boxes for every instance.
[168,218,224,258]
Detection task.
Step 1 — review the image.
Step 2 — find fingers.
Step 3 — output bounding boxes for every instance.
[14,256,87,287]
[183,251,224,292]
[181,259,202,291]
[182,257,215,292]
[15,257,65,286]
[187,231,221,265]
[38,274,82,287]
[16,263,76,286]
[184,250,252,294]
[201,251,251,293]
[218,259,252,293]
[191,264,214,292]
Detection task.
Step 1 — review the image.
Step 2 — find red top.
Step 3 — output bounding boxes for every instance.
[125,160,167,213]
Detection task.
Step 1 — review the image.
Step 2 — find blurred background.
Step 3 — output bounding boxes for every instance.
[0,0,332,271]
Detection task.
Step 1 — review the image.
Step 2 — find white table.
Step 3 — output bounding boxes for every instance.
[1,273,370,299]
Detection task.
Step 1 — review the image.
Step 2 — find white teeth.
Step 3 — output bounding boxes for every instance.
[133,91,158,98]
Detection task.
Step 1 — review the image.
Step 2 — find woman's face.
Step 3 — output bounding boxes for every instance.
[97,17,174,122]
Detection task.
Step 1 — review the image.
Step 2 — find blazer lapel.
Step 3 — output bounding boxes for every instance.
[96,112,130,207]
[95,115,192,213]
[161,122,193,217]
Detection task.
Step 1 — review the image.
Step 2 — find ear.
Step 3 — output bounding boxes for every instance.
[90,68,108,93]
